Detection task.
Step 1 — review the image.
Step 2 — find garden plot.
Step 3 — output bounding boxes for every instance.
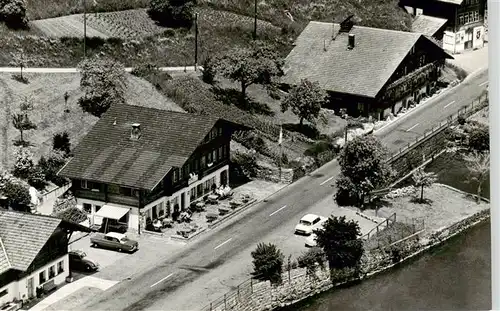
[31,15,111,38]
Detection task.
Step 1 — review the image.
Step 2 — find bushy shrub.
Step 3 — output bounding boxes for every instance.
[52,132,71,155]
[201,55,216,85]
[289,160,305,181]
[457,115,466,125]
[334,174,358,206]
[38,151,68,186]
[251,242,284,285]
[12,148,35,180]
[304,141,334,157]
[27,166,46,190]
[148,0,196,28]
[0,0,28,29]
[233,131,269,155]
[2,180,31,212]
[283,123,319,139]
[467,125,489,152]
[231,151,258,178]
[297,247,326,279]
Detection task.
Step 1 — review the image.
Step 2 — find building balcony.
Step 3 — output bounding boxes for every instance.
[74,189,106,202]
[107,194,140,207]
[381,60,441,103]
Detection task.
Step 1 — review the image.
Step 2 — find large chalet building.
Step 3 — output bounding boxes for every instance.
[282,17,453,120]
[58,104,249,233]
[402,0,487,53]
[0,211,91,307]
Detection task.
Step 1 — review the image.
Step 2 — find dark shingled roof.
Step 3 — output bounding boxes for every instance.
[0,210,62,271]
[283,21,447,98]
[59,104,243,190]
[412,15,448,36]
[0,238,11,274]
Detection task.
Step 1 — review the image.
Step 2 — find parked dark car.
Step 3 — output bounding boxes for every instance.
[90,232,139,253]
[69,250,100,272]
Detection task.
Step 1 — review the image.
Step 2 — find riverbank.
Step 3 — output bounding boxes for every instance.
[202,184,490,311]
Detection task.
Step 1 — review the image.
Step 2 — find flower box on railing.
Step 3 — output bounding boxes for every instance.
[381,61,440,102]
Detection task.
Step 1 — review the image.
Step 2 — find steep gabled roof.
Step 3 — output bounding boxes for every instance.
[0,210,62,271]
[59,104,248,190]
[412,15,448,36]
[0,237,11,274]
[283,21,450,98]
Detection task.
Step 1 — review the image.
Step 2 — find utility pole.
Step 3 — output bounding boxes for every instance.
[194,12,199,71]
[253,0,257,40]
[83,0,87,58]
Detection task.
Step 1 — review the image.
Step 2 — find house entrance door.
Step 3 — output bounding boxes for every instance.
[220,170,228,186]
[181,193,185,210]
[27,277,34,298]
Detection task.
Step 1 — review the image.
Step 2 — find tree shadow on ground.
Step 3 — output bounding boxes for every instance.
[359,198,394,213]
[409,197,433,205]
[13,140,33,147]
[211,87,274,116]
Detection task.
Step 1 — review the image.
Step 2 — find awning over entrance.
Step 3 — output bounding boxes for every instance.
[95,205,130,220]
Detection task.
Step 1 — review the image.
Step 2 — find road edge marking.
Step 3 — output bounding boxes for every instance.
[319,176,334,186]
[150,273,174,288]
[444,100,456,108]
[269,205,287,217]
[406,123,420,132]
[214,238,233,250]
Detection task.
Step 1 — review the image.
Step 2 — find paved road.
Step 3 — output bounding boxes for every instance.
[0,66,202,73]
[77,69,489,311]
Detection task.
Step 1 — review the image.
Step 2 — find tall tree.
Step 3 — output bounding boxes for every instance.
[412,168,438,202]
[251,242,284,285]
[335,135,394,206]
[11,113,36,144]
[78,55,127,117]
[217,43,283,102]
[467,124,489,153]
[52,132,71,155]
[314,216,364,272]
[463,151,490,203]
[10,48,28,80]
[147,0,196,28]
[281,79,326,127]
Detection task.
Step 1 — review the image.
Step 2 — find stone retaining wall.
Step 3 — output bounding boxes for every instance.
[255,162,294,184]
[202,208,490,311]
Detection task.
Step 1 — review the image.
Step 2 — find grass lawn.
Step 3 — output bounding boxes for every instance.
[0,72,182,170]
[359,184,489,235]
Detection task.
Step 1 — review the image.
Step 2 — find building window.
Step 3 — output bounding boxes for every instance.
[81,180,88,189]
[200,155,206,168]
[218,127,223,136]
[212,150,217,162]
[459,14,464,25]
[0,289,7,298]
[95,205,101,213]
[49,266,56,279]
[474,11,479,22]
[57,260,64,274]
[173,169,179,183]
[464,13,469,24]
[119,187,132,196]
[83,203,91,213]
[39,271,46,284]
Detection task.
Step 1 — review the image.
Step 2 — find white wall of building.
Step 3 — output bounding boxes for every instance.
[0,254,69,305]
[0,280,19,306]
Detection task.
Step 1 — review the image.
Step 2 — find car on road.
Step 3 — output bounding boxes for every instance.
[90,232,139,253]
[294,214,327,236]
[69,250,100,272]
[305,233,318,247]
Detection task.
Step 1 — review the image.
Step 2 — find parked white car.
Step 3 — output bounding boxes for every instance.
[305,233,317,247]
[294,214,327,236]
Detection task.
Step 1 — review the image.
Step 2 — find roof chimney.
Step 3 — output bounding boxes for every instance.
[339,14,355,33]
[348,34,355,49]
[131,123,141,140]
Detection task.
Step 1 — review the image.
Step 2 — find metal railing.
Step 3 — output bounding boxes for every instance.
[361,213,397,241]
[385,94,488,164]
